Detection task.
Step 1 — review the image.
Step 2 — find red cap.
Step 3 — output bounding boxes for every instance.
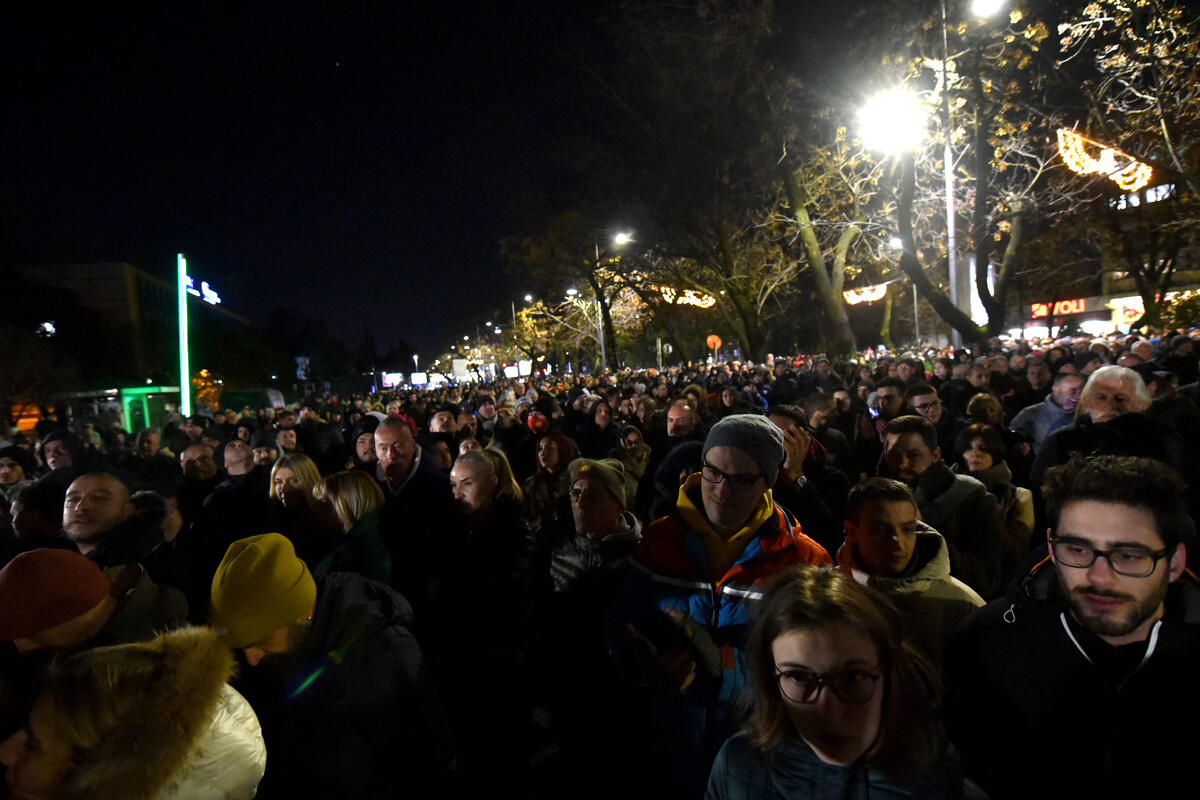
[0,549,111,640]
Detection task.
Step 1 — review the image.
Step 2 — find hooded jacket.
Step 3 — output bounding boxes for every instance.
[908,461,1005,599]
[233,571,454,798]
[837,523,984,667]
[52,627,265,800]
[945,558,1200,799]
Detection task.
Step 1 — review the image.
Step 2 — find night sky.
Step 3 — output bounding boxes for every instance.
[2,3,608,354]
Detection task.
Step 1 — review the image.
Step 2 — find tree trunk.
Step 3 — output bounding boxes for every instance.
[880,285,895,350]
[897,154,985,344]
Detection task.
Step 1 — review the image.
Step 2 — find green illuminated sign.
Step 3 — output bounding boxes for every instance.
[178,253,192,416]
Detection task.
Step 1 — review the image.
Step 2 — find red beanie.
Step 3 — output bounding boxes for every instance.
[0,549,112,640]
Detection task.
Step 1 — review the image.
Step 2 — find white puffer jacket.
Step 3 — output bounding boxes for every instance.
[158,684,267,800]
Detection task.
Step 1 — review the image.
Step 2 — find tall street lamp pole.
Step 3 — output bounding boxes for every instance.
[940,0,962,348]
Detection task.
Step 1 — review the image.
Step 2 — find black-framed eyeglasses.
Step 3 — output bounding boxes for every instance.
[775,667,881,704]
[700,461,763,489]
[911,400,941,413]
[569,487,604,503]
[1050,537,1171,578]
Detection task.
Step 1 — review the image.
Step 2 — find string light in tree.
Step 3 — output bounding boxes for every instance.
[1056,129,1153,192]
[656,285,717,308]
[842,284,889,305]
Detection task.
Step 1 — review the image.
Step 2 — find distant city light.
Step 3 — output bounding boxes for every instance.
[37,321,56,337]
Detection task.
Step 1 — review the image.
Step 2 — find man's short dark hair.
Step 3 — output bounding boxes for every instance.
[876,377,906,393]
[845,477,917,523]
[884,416,938,452]
[13,479,66,518]
[1053,371,1084,387]
[767,405,806,428]
[1042,455,1191,551]
[802,393,835,418]
[904,383,937,401]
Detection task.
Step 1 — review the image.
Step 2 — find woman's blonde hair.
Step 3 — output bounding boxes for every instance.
[457,448,523,504]
[268,453,321,501]
[313,470,384,531]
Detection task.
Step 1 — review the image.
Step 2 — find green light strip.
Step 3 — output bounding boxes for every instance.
[177,253,192,416]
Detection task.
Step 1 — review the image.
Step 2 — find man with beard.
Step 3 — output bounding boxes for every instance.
[946,455,1200,799]
[373,417,458,625]
[208,533,452,798]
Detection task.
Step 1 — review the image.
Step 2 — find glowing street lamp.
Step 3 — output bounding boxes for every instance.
[971,0,1006,17]
[858,90,927,154]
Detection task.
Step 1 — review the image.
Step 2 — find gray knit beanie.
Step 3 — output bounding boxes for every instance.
[702,414,785,487]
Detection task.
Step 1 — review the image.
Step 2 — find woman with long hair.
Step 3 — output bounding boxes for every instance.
[522,431,576,543]
[311,469,391,582]
[707,566,964,798]
[265,453,340,567]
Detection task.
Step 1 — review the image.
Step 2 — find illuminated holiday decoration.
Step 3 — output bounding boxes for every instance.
[657,285,717,308]
[1056,129,1153,192]
[842,284,889,305]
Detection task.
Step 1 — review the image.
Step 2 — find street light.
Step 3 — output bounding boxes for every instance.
[970,0,1005,17]
[590,231,633,373]
[858,90,926,154]
[860,97,929,347]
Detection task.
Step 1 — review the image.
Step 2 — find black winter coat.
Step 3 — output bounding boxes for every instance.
[235,572,454,799]
[945,560,1200,799]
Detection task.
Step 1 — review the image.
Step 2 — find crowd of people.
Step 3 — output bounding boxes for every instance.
[0,330,1199,798]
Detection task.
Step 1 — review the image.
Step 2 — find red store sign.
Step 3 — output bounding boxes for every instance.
[1031,298,1089,319]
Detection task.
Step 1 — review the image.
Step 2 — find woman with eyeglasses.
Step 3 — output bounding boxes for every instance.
[706,566,966,799]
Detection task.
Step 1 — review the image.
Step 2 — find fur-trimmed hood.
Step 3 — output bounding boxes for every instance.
[54,626,265,800]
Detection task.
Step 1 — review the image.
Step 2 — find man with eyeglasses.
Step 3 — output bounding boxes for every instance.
[945,455,1200,799]
[851,377,907,478]
[904,382,962,457]
[617,414,832,797]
